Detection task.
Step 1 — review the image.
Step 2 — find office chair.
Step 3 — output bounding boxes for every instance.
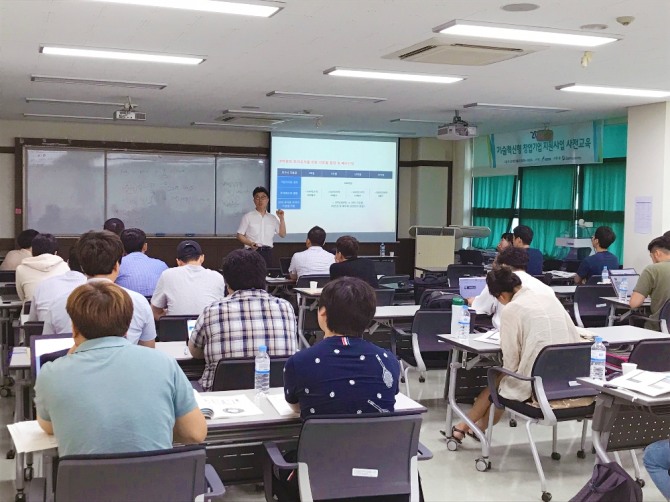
[585,275,604,284]
[157,315,198,342]
[628,298,670,334]
[542,259,563,272]
[29,445,224,502]
[211,357,289,391]
[573,284,615,328]
[487,342,597,502]
[445,264,485,289]
[532,273,553,286]
[263,413,432,502]
[295,275,330,288]
[374,288,395,306]
[21,321,44,347]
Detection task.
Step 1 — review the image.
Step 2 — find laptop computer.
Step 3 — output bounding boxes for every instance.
[187,319,197,340]
[30,333,73,379]
[279,257,292,278]
[611,273,639,299]
[459,277,487,298]
[609,268,637,276]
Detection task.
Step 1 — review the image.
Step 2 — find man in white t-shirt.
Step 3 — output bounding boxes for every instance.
[151,240,225,319]
[288,226,335,280]
[236,186,286,267]
[469,247,555,329]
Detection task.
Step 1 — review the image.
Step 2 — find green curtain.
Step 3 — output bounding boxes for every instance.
[581,160,626,260]
[519,165,577,258]
[471,175,516,249]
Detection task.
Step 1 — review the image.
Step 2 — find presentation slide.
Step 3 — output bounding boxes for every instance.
[270,134,398,243]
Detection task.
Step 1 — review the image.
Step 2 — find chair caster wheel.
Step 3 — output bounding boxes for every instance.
[577,450,586,459]
[419,376,425,383]
[541,491,552,502]
[6,449,15,459]
[23,466,33,481]
[636,478,645,488]
[446,439,459,451]
[3,376,14,387]
[475,458,490,472]
[400,377,406,383]
[591,446,596,454]
[15,493,26,502]
[0,387,11,398]
[509,419,517,427]
[551,452,561,461]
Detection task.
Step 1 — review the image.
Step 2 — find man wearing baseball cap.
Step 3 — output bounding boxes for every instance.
[151,240,226,319]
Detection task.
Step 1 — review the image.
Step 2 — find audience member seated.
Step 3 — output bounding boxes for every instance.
[574,226,620,284]
[115,228,168,296]
[103,217,125,235]
[288,225,335,280]
[469,247,555,329]
[496,232,513,253]
[151,240,225,319]
[44,231,156,347]
[630,236,670,330]
[450,267,580,443]
[0,229,38,271]
[16,233,69,302]
[513,224,544,276]
[189,249,297,391]
[329,235,379,288]
[29,247,86,322]
[34,281,206,456]
[643,440,670,500]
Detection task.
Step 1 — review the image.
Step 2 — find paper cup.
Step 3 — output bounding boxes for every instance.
[309,281,318,289]
[389,251,395,257]
[621,362,637,375]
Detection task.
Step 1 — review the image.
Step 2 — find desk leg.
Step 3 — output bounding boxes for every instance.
[296,296,310,349]
[590,394,614,464]
[607,305,616,327]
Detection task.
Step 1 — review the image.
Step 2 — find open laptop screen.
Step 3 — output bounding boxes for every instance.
[459,277,487,298]
[30,334,73,379]
[611,274,639,298]
[187,319,197,340]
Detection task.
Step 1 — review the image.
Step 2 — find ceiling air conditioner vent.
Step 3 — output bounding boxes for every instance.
[398,45,438,59]
[450,43,524,53]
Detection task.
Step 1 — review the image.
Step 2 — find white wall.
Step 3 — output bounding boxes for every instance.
[624,103,670,271]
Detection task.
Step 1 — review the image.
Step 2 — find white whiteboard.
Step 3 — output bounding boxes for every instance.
[25,149,105,235]
[216,157,268,235]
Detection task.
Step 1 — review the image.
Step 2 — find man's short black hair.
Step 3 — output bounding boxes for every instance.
[664,230,670,240]
[307,226,326,247]
[648,236,670,253]
[67,246,83,273]
[76,231,124,276]
[335,235,359,259]
[17,229,39,249]
[223,249,266,291]
[120,228,146,254]
[31,234,58,256]
[593,226,616,249]
[513,225,534,245]
[496,247,529,271]
[319,277,376,337]
[501,232,513,244]
[252,186,269,198]
[103,218,125,235]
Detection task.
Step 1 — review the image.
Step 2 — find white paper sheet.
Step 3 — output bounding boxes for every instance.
[7,421,58,453]
[267,393,298,416]
[634,196,652,234]
[193,391,264,419]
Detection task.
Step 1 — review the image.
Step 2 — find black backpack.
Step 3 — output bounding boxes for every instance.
[413,274,450,304]
[569,462,643,502]
[420,290,458,310]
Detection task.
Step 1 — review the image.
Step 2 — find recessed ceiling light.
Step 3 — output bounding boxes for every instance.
[267,91,386,104]
[97,0,283,18]
[324,67,464,84]
[191,122,274,131]
[30,75,167,89]
[221,109,323,120]
[337,130,417,137]
[463,102,570,112]
[26,97,127,106]
[434,19,619,47]
[23,113,113,121]
[580,24,608,31]
[501,3,539,12]
[556,83,670,98]
[40,45,205,65]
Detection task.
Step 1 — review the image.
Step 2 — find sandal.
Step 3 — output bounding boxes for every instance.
[466,430,481,442]
[448,426,467,443]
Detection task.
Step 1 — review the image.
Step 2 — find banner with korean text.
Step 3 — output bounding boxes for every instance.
[489,121,603,168]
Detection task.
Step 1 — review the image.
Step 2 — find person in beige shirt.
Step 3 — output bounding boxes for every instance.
[0,229,38,271]
[449,266,580,444]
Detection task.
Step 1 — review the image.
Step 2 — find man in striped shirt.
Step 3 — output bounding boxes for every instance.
[189,249,297,391]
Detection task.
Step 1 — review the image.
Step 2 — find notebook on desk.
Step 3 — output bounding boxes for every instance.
[30,334,73,379]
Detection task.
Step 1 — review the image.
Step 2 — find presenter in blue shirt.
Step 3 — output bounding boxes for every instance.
[574,226,619,284]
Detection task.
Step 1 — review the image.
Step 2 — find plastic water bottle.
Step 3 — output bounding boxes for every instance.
[451,297,465,337]
[601,266,609,284]
[618,277,628,303]
[589,336,607,381]
[457,306,471,340]
[254,345,270,395]
[379,242,386,256]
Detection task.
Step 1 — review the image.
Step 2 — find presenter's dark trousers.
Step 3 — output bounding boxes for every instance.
[257,246,273,268]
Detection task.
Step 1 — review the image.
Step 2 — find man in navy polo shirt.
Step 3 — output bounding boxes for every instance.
[284,276,400,417]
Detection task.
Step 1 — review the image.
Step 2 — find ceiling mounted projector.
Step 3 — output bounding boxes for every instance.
[437,110,477,140]
[113,97,146,121]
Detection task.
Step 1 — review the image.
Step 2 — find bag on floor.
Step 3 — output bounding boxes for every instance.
[569,461,642,502]
[420,290,458,310]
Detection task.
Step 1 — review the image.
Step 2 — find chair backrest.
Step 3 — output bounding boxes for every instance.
[158,315,199,342]
[56,445,207,502]
[378,275,410,288]
[412,309,453,352]
[628,338,670,371]
[658,299,670,334]
[296,413,422,501]
[296,275,330,288]
[585,275,603,285]
[457,249,484,265]
[22,321,44,347]
[542,259,563,272]
[412,275,450,304]
[573,284,615,328]
[532,273,553,286]
[211,357,288,391]
[374,288,395,307]
[531,342,599,400]
[446,264,485,288]
[0,270,15,282]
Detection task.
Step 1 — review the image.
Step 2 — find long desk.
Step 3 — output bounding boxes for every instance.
[551,284,576,297]
[601,296,652,326]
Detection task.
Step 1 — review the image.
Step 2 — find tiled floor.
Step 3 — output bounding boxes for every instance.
[0,369,665,502]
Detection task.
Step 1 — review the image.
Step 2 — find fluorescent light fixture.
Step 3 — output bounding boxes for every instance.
[30,75,167,89]
[40,45,205,65]
[390,118,445,124]
[267,91,386,103]
[192,122,274,131]
[324,67,464,84]
[97,0,283,17]
[221,109,323,120]
[434,20,619,47]
[556,83,670,98]
[463,102,570,112]
[26,98,126,106]
[337,130,417,137]
[23,113,113,121]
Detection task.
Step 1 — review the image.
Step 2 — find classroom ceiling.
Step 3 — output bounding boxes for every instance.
[1,0,669,137]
